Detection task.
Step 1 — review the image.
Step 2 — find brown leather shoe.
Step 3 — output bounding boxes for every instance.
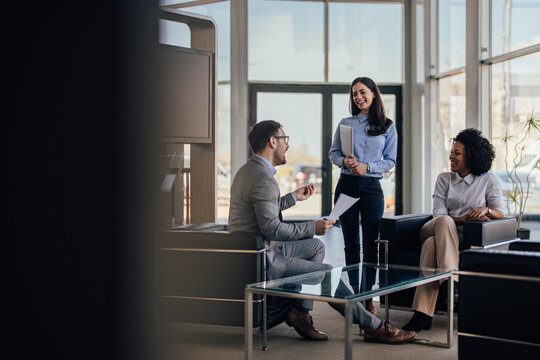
[365,299,377,315]
[364,321,416,344]
[284,308,329,341]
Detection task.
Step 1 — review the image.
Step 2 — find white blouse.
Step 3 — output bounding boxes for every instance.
[432,172,504,218]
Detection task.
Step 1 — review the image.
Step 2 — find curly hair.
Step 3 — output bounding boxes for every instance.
[452,128,495,176]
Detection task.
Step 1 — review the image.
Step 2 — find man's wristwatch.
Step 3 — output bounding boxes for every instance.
[487,208,491,216]
[366,163,370,173]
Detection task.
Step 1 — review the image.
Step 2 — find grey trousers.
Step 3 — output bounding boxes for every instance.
[279,238,382,332]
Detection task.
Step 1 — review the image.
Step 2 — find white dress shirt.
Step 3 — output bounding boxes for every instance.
[432,172,504,218]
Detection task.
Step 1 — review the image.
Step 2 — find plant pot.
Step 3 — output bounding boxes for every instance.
[517,228,530,240]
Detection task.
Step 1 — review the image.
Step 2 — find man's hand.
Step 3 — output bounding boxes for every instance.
[314,219,336,235]
[293,184,315,201]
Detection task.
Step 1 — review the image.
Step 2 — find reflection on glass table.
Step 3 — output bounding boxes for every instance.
[245,263,454,360]
[248,263,450,301]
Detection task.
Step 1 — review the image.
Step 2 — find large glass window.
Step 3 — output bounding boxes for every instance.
[181,1,231,81]
[159,20,190,48]
[491,53,540,215]
[217,84,231,221]
[491,0,540,56]
[257,93,323,219]
[438,0,465,72]
[328,2,403,83]
[248,0,324,82]
[437,73,466,175]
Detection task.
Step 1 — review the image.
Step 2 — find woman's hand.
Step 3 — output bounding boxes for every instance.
[466,206,491,222]
[350,163,368,176]
[465,206,491,221]
[343,154,357,169]
[343,155,368,175]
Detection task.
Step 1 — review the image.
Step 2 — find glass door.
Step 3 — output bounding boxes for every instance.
[250,83,402,219]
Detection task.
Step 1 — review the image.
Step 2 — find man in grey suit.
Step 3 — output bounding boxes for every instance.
[228,120,415,344]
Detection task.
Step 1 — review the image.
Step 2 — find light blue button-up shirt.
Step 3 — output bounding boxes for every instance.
[254,154,296,201]
[254,154,276,175]
[328,113,397,178]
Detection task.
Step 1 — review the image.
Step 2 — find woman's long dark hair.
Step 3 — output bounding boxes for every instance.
[349,77,392,136]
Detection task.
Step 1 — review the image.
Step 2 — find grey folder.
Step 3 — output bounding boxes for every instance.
[339,124,354,156]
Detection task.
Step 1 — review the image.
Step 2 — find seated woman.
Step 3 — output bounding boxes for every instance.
[402,128,504,332]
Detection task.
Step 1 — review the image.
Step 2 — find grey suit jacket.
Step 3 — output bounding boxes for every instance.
[227,155,316,279]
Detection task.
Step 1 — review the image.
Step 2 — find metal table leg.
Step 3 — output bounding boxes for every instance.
[447,274,454,349]
[262,250,267,350]
[245,289,253,360]
[384,294,389,322]
[412,273,454,347]
[376,240,390,322]
[262,294,267,350]
[344,302,352,360]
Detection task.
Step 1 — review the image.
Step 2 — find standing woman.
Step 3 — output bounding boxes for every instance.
[328,77,397,314]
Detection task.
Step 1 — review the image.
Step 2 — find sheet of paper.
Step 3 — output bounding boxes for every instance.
[324,193,360,220]
[339,124,354,156]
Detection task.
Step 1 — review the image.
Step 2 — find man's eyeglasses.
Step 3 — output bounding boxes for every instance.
[272,135,289,145]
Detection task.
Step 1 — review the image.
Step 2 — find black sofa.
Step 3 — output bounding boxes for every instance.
[379,214,518,310]
[458,248,540,358]
[156,223,265,328]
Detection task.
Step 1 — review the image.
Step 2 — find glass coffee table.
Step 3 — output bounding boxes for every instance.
[245,262,453,360]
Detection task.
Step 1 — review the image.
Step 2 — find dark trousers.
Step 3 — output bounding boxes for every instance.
[335,174,384,291]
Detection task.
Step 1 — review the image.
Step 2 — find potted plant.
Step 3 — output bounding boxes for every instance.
[500,111,540,239]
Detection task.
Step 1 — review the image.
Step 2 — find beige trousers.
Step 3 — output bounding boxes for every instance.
[412,215,460,316]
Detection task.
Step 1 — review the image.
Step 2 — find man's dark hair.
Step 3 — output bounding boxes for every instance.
[248,120,283,154]
[453,128,495,176]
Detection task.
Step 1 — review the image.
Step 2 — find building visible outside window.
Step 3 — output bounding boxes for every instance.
[489,0,540,215]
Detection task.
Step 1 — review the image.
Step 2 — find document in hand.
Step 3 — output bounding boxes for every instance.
[339,124,354,156]
[324,193,360,220]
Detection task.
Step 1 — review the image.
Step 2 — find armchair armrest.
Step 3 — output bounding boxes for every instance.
[380,213,432,263]
[159,229,264,252]
[170,222,227,231]
[156,225,266,327]
[509,240,540,252]
[462,217,518,249]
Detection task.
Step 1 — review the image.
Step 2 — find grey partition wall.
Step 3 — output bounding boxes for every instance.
[158,44,213,143]
[158,8,217,224]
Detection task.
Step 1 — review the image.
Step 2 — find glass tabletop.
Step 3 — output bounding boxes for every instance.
[246,263,452,301]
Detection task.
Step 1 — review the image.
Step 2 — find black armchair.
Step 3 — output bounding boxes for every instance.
[509,239,540,252]
[156,223,265,328]
[458,249,540,358]
[379,214,518,310]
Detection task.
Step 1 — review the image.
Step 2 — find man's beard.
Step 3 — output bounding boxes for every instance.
[274,152,287,166]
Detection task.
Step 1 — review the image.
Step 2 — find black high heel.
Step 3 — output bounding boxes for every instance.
[402,311,432,332]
